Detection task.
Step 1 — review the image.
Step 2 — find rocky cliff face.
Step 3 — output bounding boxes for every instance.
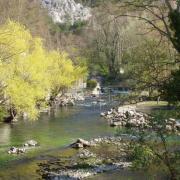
[41,0,91,24]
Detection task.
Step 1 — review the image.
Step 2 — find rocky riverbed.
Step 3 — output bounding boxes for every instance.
[37,136,133,179]
[101,106,180,133]
[54,94,85,107]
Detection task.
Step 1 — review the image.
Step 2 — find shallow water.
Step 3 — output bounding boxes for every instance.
[0,101,114,178]
[0,101,114,160]
[0,100,169,179]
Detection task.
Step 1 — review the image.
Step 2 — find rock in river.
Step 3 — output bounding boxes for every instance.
[8,147,26,154]
[70,138,92,148]
[24,140,38,147]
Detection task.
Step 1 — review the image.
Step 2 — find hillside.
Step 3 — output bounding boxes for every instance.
[41,0,91,24]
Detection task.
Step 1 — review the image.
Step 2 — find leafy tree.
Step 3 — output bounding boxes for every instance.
[87,79,97,90]
[87,13,138,81]
[0,21,50,119]
[161,69,180,105]
[123,39,175,98]
[0,20,87,120]
[47,51,87,100]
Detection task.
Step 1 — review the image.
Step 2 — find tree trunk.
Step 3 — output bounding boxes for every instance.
[4,108,17,123]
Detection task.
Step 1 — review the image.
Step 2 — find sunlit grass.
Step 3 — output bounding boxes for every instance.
[136,101,168,107]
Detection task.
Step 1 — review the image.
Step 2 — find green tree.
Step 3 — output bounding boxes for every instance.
[0,21,50,120]
[123,39,175,98]
[0,20,87,121]
[161,69,180,105]
[47,51,87,100]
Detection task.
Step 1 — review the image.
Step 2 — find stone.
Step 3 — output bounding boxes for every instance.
[18,148,26,153]
[71,143,84,148]
[12,118,18,122]
[76,96,85,101]
[128,110,135,116]
[8,147,18,154]
[169,118,176,122]
[136,113,143,118]
[106,115,113,119]
[8,147,26,154]
[101,105,152,129]
[107,111,112,115]
[24,143,29,147]
[77,138,91,146]
[110,121,122,127]
[70,138,91,148]
[166,125,172,131]
[78,149,95,159]
[67,99,75,106]
[24,140,38,147]
[139,117,145,122]
[100,112,105,117]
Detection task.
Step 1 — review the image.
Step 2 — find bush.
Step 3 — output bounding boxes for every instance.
[161,70,180,105]
[131,145,154,169]
[49,18,87,34]
[87,79,97,90]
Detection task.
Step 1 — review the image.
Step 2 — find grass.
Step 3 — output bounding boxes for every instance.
[136,101,168,107]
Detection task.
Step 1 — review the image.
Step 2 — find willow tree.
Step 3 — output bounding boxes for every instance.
[0,20,87,121]
[47,51,87,100]
[0,21,50,120]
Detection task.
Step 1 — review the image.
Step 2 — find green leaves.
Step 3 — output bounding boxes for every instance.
[0,20,87,120]
[131,144,154,169]
[161,69,180,105]
[124,39,175,95]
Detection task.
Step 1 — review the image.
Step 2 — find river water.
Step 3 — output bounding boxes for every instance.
[0,100,165,179]
[0,104,113,150]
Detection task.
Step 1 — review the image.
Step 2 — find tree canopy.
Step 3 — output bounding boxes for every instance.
[0,20,87,120]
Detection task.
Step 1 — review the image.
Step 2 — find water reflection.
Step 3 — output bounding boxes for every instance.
[0,96,118,150]
[0,124,11,145]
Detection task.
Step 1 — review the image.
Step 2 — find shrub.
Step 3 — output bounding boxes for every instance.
[87,79,97,90]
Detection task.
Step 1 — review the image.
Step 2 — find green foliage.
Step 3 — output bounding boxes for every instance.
[152,108,180,122]
[116,92,142,104]
[0,106,7,122]
[131,145,154,169]
[49,18,87,34]
[161,70,180,105]
[70,21,87,34]
[0,20,87,120]
[123,39,175,94]
[87,79,97,90]
[169,9,180,53]
[0,21,47,119]
[125,107,180,179]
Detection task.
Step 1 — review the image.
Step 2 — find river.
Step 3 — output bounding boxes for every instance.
[0,99,166,179]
